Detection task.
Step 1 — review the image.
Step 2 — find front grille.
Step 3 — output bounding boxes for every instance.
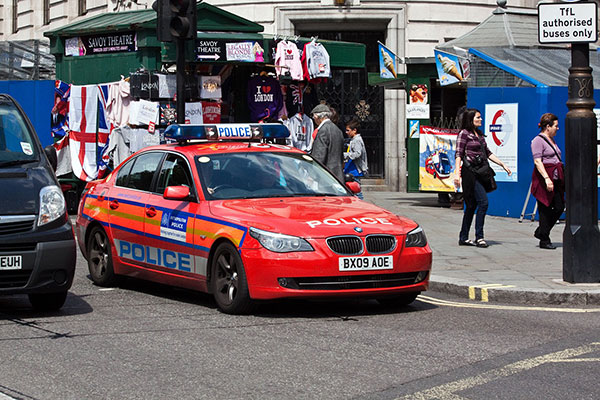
[0,243,37,252]
[326,236,363,255]
[0,216,35,236]
[0,270,32,289]
[283,272,421,291]
[366,235,397,254]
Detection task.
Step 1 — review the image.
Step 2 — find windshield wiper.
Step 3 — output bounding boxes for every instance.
[0,159,37,168]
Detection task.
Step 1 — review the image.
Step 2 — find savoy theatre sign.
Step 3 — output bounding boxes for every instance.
[538,1,597,44]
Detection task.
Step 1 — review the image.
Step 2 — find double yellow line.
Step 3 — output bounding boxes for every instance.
[418,294,600,313]
[468,283,515,302]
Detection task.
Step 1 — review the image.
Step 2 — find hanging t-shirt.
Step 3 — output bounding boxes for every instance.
[284,82,319,118]
[284,83,303,118]
[200,76,222,99]
[247,75,283,122]
[302,42,331,82]
[284,113,314,152]
[202,101,221,123]
[275,41,303,81]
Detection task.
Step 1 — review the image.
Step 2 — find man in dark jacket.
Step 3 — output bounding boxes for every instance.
[310,104,345,182]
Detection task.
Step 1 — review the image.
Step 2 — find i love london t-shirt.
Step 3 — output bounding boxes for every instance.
[275,41,303,81]
[247,75,283,122]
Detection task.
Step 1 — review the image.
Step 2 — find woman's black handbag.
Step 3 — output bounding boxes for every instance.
[471,161,497,192]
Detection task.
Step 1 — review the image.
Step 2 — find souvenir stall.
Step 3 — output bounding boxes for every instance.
[44,2,365,208]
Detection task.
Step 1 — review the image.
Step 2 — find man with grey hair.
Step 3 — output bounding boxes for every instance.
[310,103,345,182]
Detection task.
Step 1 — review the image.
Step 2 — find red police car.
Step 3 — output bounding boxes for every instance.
[76,124,432,314]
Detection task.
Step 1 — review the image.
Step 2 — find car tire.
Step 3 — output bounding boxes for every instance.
[210,242,254,314]
[376,292,419,308]
[87,226,116,287]
[28,291,68,311]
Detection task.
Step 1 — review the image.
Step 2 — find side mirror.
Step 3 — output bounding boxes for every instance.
[44,145,57,172]
[346,181,361,194]
[163,185,190,200]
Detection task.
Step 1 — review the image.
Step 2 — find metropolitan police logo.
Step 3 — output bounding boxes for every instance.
[161,211,170,227]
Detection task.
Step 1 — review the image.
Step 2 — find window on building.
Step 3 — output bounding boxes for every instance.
[78,0,87,16]
[43,0,50,25]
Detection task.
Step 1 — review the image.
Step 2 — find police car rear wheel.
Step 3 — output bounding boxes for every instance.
[211,242,254,314]
[87,226,116,286]
[376,292,419,308]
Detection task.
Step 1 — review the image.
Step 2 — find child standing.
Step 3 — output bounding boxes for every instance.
[344,118,368,199]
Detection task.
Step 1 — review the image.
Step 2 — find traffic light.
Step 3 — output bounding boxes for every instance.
[154,0,197,42]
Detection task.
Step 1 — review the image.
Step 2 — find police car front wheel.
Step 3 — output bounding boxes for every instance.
[211,242,254,315]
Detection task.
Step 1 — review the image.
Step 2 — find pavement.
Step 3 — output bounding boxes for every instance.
[363,191,600,306]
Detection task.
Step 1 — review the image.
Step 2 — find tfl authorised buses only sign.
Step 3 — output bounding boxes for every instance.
[538,1,597,44]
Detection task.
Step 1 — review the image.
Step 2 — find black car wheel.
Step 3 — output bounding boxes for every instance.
[28,291,68,311]
[211,242,254,314]
[87,226,116,286]
[376,292,420,308]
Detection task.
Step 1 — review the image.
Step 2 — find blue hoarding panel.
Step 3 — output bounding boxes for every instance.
[467,86,600,219]
[0,80,55,147]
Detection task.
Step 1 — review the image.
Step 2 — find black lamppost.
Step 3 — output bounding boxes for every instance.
[563,40,600,283]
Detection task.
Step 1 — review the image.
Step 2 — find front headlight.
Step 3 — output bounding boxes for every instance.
[38,185,66,226]
[405,226,427,247]
[249,227,314,253]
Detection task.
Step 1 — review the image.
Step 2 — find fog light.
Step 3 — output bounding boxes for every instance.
[53,270,67,285]
[278,278,289,287]
[414,271,428,283]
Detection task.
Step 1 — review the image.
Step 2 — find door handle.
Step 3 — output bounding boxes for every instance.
[146,207,157,218]
[109,200,119,210]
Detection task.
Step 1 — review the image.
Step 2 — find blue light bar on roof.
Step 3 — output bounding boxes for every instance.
[164,123,290,142]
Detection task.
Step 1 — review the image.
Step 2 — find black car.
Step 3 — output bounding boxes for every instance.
[0,94,76,310]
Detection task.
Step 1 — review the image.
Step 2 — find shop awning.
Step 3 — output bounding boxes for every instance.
[367,72,406,89]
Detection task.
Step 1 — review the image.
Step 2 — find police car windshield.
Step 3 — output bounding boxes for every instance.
[0,99,39,165]
[196,151,350,200]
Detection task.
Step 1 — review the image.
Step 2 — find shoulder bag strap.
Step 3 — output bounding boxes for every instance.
[476,135,489,162]
[536,134,562,162]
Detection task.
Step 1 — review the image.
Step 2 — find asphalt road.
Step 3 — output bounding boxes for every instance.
[1,253,600,399]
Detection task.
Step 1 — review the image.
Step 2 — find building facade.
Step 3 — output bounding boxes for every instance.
[1,0,539,190]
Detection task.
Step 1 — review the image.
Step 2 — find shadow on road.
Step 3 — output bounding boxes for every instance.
[0,291,94,319]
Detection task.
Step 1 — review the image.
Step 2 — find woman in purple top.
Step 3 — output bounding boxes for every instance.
[531,113,564,250]
[453,108,511,248]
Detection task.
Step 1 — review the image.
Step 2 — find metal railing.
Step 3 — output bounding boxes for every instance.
[0,40,55,80]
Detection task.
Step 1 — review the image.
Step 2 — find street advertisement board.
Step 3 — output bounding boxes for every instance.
[419,126,459,192]
[409,120,420,138]
[538,2,598,44]
[196,39,265,62]
[434,50,467,86]
[484,103,518,182]
[378,43,398,79]
[65,32,137,56]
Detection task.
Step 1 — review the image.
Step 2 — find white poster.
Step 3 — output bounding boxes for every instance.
[406,104,430,119]
[484,103,518,182]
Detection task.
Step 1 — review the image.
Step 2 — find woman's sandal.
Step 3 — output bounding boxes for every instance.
[476,239,489,248]
[458,239,476,246]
